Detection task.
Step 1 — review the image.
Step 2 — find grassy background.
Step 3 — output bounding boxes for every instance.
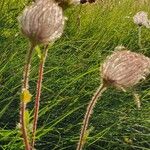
[0,0,150,149]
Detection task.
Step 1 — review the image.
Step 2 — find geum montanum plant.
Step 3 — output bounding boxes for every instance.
[133,11,150,50]
[18,0,96,149]
[76,46,150,150]
[18,0,65,149]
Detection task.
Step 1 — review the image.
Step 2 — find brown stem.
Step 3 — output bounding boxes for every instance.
[31,45,49,149]
[20,43,35,150]
[76,84,107,150]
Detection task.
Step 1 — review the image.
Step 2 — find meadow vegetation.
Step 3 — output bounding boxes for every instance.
[0,0,150,149]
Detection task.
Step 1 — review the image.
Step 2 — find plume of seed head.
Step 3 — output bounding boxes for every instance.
[133,11,150,28]
[18,0,65,45]
[101,47,150,90]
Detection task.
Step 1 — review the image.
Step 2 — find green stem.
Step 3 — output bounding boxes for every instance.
[31,45,49,149]
[77,5,82,31]
[138,26,142,50]
[21,43,35,150]
[76,84,107,150]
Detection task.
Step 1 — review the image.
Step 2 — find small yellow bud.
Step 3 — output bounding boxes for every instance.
[21,89,32,103]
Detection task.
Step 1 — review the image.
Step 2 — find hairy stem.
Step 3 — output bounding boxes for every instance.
[77,84,107,150]
[31,45,49,149]
[21,43,35,150]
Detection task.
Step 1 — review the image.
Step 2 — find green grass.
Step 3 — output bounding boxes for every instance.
[0,0,150,149]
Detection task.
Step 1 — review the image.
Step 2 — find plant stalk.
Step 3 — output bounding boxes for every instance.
[76,84,107,150]
[21,43,35,150]
[138,26,142,50]
[31,45,49,149]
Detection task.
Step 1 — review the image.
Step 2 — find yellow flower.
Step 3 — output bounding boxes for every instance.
[21,89,32,103]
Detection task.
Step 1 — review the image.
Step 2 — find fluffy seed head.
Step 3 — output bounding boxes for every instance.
[133,11,150,28]
[18,0,65,45]
[101,47,150,90]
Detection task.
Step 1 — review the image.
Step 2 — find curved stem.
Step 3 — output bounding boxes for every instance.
[20,43,35,150]
[76,84,107,150]
[31,45,49,149]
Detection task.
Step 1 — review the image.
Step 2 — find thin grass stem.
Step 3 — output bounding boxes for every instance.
[138,26,142,50]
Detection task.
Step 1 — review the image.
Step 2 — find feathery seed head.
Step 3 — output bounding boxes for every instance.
[101,47,150,90]
[18,0,65,45]
[133,11,150,28]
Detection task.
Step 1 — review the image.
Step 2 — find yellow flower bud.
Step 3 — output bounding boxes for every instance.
[21,89,32,103]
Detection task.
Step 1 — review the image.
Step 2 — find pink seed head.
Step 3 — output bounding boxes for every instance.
[101,47,150,90]
[18,0,65,45]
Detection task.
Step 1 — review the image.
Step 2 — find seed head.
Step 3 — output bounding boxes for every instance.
[133,11,150,28]
[18,0,65,45]
[101,47,150,90]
